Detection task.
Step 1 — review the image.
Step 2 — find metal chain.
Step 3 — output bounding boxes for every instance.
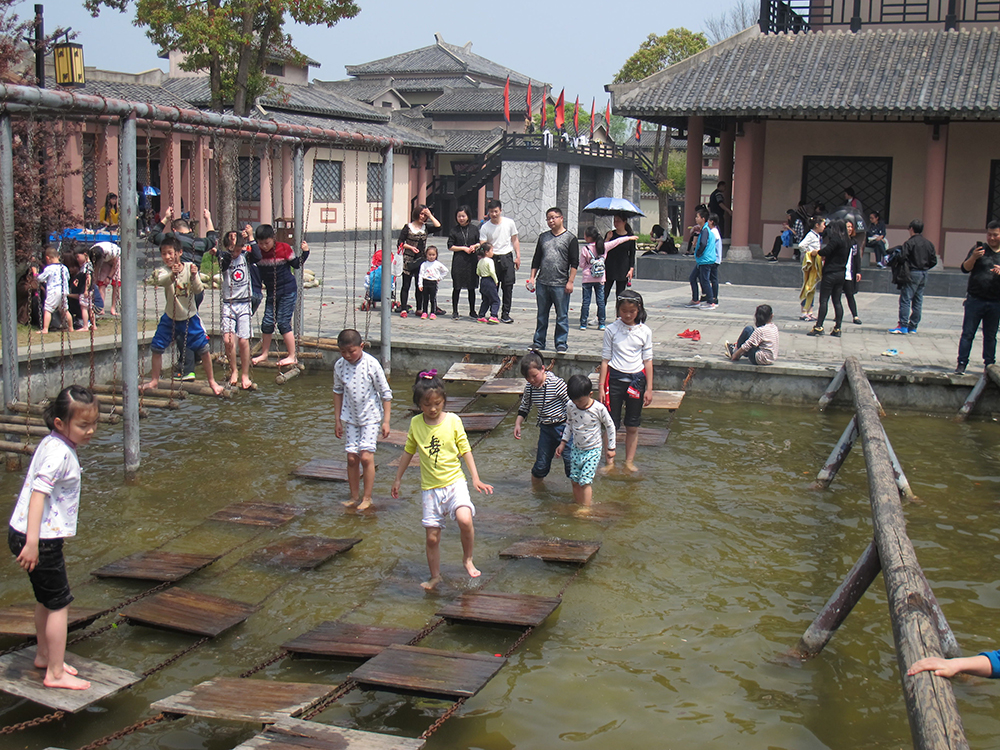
[59,327,65,391]
[419,697,468,740]
[140,636,211,678]
[25,324,32,406]
[300,677,358,721]
[238,649,288,678]
[0,709,66,735]
[74,713,168,750]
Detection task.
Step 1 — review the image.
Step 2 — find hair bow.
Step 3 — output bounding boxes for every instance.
[419,369,438,379]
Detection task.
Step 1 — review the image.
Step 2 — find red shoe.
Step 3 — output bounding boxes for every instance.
[678,329,693,338]
[689,330,701,341]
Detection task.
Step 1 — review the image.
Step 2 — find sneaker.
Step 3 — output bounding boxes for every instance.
[699,302,718,310]
[830,328,842,337]
[499,316,514,324]
[469,311,477,319]
[598,324,605,330]
[853,317,862,325]
[723,341,735,358]
[807,326,824,336]
[400,310,408,318]
[435,307,447,316]
[488,317,500,324]
[955,363,967,374]
[420,312,428,319]
[182,372,196,382]
[556,346,568,354]
[888,326,908,335]
[477,317,488,323]
[579,325,587,330]
[452,312,460,320]
[429,313,436,320]
[907,328,917,334]
[678,329,694,338]
[684,301,701,308]
[766,256,778,262]
[689,330,701,341]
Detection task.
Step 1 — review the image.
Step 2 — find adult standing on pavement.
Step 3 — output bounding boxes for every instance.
[955,221,1000,374]
[528,207,579,353]
[889,219,937,335]
[843,219,863,325]
[807,218,850,337]
[397,205,440,318]
[448,205,480,320]
[708,181,732,237]
[603,214,637,302]
[479,199,520,324]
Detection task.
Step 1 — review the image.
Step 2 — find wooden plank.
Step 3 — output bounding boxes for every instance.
[249,537,362,570]
[499,539,601,564]
[408,396,473,414]
[378,429,409,447]
[0,646,140,713]
[207,502,302,527]
[615,427,669,446]
[150,678,335,723]
[292,459,381,482]
[457,413,506,432]
[442,363,502,382]
[233,717,425,750]
[351,645,505,699]
[120,587,258,637]
[436,592,561,628]
[0,605,103,638]
[91,550,221,582]
[282,622,420,660]
[476,378,524,395]
[645,390,685,411]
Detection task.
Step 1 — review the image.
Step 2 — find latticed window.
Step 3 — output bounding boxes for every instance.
[237,156,261,201]
[367,162,383,203]
[801,156,892,223]
[988,161,1000,225]
[313,160,342,203]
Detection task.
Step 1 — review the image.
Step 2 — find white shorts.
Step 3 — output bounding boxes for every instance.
[421,480,475,529]
[44,290,66,314]
[344,421,379,455]
[221,301,252,339]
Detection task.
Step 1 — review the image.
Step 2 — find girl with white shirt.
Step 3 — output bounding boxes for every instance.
[417,246,449,320]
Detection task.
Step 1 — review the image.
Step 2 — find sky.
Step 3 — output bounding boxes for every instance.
[23,0,739,106]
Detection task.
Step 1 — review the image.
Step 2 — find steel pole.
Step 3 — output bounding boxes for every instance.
[118,113,140,479]
[0,116,19,410]
[292,145,305,338]
[380,146,393,373]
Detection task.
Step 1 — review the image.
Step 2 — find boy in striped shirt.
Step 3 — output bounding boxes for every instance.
[512,351,571,480]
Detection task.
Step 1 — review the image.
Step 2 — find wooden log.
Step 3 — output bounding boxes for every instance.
[0,414,47,427]
[298,341,340,352]
[0,423,50,438]
[89,383,186,400]
[7,401,121,424]
[98,393,179,410]
[883,432,918,503]
[298,336,340,348]
[254,359,305,370]
[814,415,858,489]
[817,363,846,411]
[958,373,988,421]
[0,440,36,456]
[275,367,302,385]
[275,351,324,360]
[845,357,968,750]
[792,539,881,659]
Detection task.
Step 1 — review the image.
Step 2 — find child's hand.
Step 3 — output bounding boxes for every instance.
[203,208,211,221]
[300,240,309,254]
[390,480,401,499]
[907,657,959,678]
[171,262,184,275]
[513,424,522,440]
[606,449,616,461]
[555,442,566,457]
[381,421,390,439]
[418,285,423,291]
[473,479,494,495]
[334,419,343,439]
[242,223,253,240]
[16,542,39,572]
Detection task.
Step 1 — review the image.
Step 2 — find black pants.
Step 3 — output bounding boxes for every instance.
[453,286,476,316]
[844,278,859,318]
[399,272,423,313]
[815,275,845,329]
[604,276,629,305]
[478,277,500,318]
[494,252,516,319]
[420,280,438,315]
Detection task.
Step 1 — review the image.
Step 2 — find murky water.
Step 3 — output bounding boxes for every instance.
[0,373,998,750]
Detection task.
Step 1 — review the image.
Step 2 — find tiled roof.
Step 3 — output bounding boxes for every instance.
[610,27,1000,119]
[346,37,536,86]
[389,106,433,130]
[80,81,193,109]
[433,127,504,154]
[423,88,529,115]
[256,110,440,150]
[313,78,409,106]
[389,75,480,92]
[637,131,720,155]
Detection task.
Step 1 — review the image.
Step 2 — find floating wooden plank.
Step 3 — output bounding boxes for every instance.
[208,502,301,527]
[120,588,258,637]
[408,396,473,414]
[616,427,669,446]
[233,717,425,750]
[458,413,506,432]
[443,363,502,382]
[150,677,334,723]
[499,539,601,564]
[351,645,505,699]
[436,592,561,629]
[283,622,420,660]
[0,646,140,713]
[476,378,524,395]
[292,459,382,482]
[378,429,409,447]
[0,605,103,638]
[249,537,362,570]
[91,550,221,582]
[645,390,686,411]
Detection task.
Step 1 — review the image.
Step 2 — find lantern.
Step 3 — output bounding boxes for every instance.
[53,40,85,88]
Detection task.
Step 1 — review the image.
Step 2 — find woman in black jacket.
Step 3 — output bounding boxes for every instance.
[447,205,480,319]
[603,213,637,302]
[808,219,851,337]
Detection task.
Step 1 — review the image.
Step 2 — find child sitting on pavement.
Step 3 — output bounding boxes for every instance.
[725,304,780,365]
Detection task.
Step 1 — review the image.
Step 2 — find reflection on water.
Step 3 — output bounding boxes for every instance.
[0,372,998,749]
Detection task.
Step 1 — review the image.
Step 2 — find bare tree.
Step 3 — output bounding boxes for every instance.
[705,0,760,44]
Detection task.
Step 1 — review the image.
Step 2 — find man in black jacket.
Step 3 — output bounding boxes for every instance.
[888,220,937,335]
[956,221,1000,373]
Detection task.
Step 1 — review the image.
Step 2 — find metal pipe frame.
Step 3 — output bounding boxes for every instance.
[0,116,17,410]
[380,145,394,373]
[118,113,140,479]
[292,145,305,339]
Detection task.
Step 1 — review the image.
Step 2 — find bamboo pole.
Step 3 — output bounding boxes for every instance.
[89,383,186,400]
[0,414,46,427]
[0,440,35,456]
[275,367,302,385]
[845,357,968,750]
[0,422,50,438]
[817,364,846,411]
[814,415,858,489]
[297,341,340,352]
[7,401,122,424]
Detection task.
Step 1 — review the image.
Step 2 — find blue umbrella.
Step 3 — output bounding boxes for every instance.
[143,185,161,196]
[582,197,645,218]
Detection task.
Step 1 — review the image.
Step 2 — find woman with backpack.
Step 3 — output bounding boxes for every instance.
[580,226,638,330]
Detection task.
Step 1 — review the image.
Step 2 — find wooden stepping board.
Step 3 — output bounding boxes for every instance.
[250,536,362,570]
[616,427,669,446]
[233,717,425,750]
[283,622,420,660]
[208,502,301,527]
[458,413,506,432]
[408,396,473,414]
[151,677,335,723]
[499,539,602,564]
[0,605,103,638]
[437,592,561,629]
[379,429,410,447]
[476,378,524,395]
[443,362,501,382]
[0,646,140,712]
[121,587,258,637]
[292,459,377,482]
[91,550,221,582]
[646,390,685,410]
[351,644,505,699]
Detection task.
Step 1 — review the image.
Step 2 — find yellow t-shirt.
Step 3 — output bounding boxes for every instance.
[403,412,471,489]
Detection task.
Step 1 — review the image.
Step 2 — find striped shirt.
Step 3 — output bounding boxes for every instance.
[737,322,779,365]
[517,371,569,426]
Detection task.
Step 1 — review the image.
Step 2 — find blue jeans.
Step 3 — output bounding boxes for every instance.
[533,283,569,350]
[532,422,571,478]
[737,324,764,365]
[261,288,297,335]
[957,295,1000,367]
[580,282,606,327]
[898,269,927,330]
[689,264,714,303]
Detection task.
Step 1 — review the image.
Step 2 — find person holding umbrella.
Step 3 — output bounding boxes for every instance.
[582,198,643,302]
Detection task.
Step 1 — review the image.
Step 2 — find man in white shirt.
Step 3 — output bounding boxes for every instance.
[478,199,520,323]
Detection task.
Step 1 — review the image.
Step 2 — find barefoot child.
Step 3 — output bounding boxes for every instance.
[513,350,571,480]
[333,329,392,510]
[36,245,73,334]
[555,374,616,506]
[7,385,98,690]
[599,290,653,473]
[142,236,225,395]
[250,224,310,367]
[217,230,261,389]
[391,371,493,589]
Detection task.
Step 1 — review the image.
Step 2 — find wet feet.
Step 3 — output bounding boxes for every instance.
[35,659,78,675]
[356,498,373,511]
[420,576,442,591]
[44,672,91,690]
[208,381,225,396]
[276,356,298,367]
[464,560,481,578]
[341,498,360,509]
[252,353,269,366]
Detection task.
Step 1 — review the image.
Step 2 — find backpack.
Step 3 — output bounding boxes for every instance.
[589,252,606,278]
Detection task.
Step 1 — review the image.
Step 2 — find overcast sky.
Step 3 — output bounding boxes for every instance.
[24,0,740,106]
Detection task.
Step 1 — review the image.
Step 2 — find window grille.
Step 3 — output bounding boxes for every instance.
[367,162,382,203]
[313,159,342,203]
[237,156,261,201]
[801,155,892,223]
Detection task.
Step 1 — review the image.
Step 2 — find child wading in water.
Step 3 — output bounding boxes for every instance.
[391,371,493,589]
[514,350,571,481]
[8,385,98,690]
[333,329,392,511]
[556,374,616,507]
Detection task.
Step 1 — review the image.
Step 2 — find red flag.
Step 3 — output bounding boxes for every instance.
[606,100,611,129]
[555,88,565,130]
[503,75,510,125]
[635,119,642,142]
[541,87,548,128]
[526,80,532,120]
[573,96,579,135]
[590,98,595,138]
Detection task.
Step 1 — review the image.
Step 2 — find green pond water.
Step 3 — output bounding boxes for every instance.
[0,373,998,750]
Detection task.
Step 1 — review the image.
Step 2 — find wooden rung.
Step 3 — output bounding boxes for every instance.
[351,644,506,699]
[298,336,340,349]
[91,550,221,582]
[232,717,425,750]
[275,367,302,385]
[274,351,324,360]
[207,502,302,527]
[299,341,340,352]
[249,536,361,570]
[89,383,187,400]
[282,622,420,660]
[443,363,502,382]
[499,538,601,564]
[0,415,47,427]
[0,440,36,455]
[458,413,506,432]
[0,423,49,438]
[436,592,561,629]
[7,401,120,424]
[476,378,524,395]
[0,646,140,713]
[98,393,179,410]
[254,360,306,370]
[120,587,258,637]
[0,604,104,638]
[150,678,335,723]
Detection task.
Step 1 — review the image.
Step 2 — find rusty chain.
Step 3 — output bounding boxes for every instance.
[0,709,65,735]
[140,636,211,679]
[74,713,168,750]
[419,696,468,740]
